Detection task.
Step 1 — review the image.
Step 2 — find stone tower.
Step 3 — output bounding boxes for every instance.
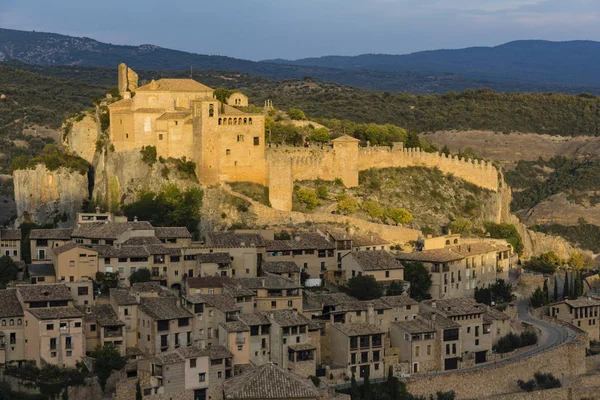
[332,135,360,187]
[117,63,139,97]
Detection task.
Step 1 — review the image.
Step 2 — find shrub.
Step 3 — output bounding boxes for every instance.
[288,107,307,120]
[140,146,157,166]
[484,221,524,256]
[387,207,413,225]
[361,200,385,221]
[297,188,319,210]
[316,185,328,200]
[337,193,359,215]
[309,128,330,143]
[448,217,473,234]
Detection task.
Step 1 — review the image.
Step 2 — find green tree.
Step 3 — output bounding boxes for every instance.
[361,200,385,221]
[530,286,547,307]
[315,185,328,200]
[387,208,413,226]
[568,252,587,270]
[522,252,561,274]
[337,193,359,215]
[136,380,143,400]
[129,268,152,285]
[483,222,524,256]
[440,145,451,156]
[543,280,549,304]
[448,218,473,235]
[362,368,372,400]
[140,146,157,165]
[95,271,119,295]
[554,277,559,301]
[91,343,127,390]
[0,256,19,288]
[404,261,432,301]
[287,108,307,120]
[386,281,404,296]
[300,270,310,286]
[309,128,330,143]
[563,272,570,299]
[347,275,383,301]
[296,188,319,210]
[405,131,421,148]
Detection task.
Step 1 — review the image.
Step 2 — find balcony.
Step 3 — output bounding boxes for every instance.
[105,330,123,338]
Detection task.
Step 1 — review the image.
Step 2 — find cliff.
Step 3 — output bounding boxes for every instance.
[511,215,580,260]
[12,164,89,226]
[62,113,100,164]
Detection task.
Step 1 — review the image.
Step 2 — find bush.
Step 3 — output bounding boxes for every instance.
[316,185,328,200]
[361,200,385,221]
[287,107,307,120]
[337,193,359,215]
[518,372,561,392]
[296,188,319,210]
[140,146,157,166]
[129,268,152,284]
[309,128,330,143]
[484,221,524,256]
[448,217,473,234]
[347,275,383,300]
[387,207,413,225]
[493,331,538,353]
[523,252,561,274]
[10,144,89,175]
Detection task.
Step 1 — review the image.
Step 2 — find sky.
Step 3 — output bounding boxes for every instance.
[1,0,599,60]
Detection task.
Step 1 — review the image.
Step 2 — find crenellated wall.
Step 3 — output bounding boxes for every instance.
[266,142,499,211]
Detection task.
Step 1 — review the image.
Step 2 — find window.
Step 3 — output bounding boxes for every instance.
[253,137,260,146]
[237,135,244,142]
[415,346,420,357]
[159,134,163,140]
[78,286,88,296]
[9,319,14,326]
[74,322,81,328]
[385,271,390,278]
[46,323,54,330]
[198,373,206,382]
[226,149,231,156]
[209,104,214,117]
[38,249,46,260]
[217,371,222,379]
[271,301,276,308]
[17,319,21,325]
[10,333,15,344]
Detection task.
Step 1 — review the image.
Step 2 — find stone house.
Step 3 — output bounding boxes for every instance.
[17,284,85,367]
[26,263,56,284]
[237,313,271,366]
[202,232,266,277]
[77,304,125,354]
[550,297,600,341]
[381,295,419,323]
[330,323,386,380]
[391,318,438,374]
[30,228,73,263]
[0,289,25,365]
[184,293,241,349]
[0,229,21,262]
[341,250,404,284]
[154,227,193,245]
[263,309,316,378]
[218,321,250,367]
[260,261,300,283]
[137,297,194,356]
[265,233,336,280]
[51,243,99,284]
[483,307,511,345]
[198,253,233,277]
[235,275,303,312]
[109,287,140,350]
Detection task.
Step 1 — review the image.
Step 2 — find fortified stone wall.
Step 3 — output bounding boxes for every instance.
[405,338,587,399]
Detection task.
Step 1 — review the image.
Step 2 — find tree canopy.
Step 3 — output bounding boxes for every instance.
[403,261,432,301]
[347,275,383,300]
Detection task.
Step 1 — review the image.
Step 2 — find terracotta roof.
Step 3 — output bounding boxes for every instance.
[72,221,153,240]
[17,284,72,302]
[94,245,149,258]
[418,310,461,330]
[0,229,21,241]
[154,351,184,365]
[449,242,501,257]
[132,108,166,113]
[263,309,310,327]
[131,282,171,295]
[331,299,391,313]
[198,253,232,265]
[304,292,356,308]
[564,297,600,308]
[221,321,249,332]
[326,229,388,247]
[0,290,24,317]
[333,323,385,336]
[202,294,239,313]
[287,343,316,351]
[483,308,510,323]
[27,307,84,320]
[332,135,360,142]
[196,345,233,360]
[351,250,404,271]
[139,298,192,320]
[205,233,265,248]
[110,288,137,306]
[382,295,418,308]
[29,228,73,240]
[393,319,436,334]
[265,233,334,252]
[422,297,486,317]
[238,313,270,326]
[187,276,233,289]
[121,236,162,245]
[223,283,255,298]
[107,97,132,109]
[261,261,300,275]
[136,79,213,93]
[156,111,192,121]
[224,362,319,400]
[154,227,192,239]
[78,304,124,326]
[396,248,465,263]
[53,243,94,255]
[235,276,301,291]
[176,345,207,359]
[26,263,55,277]
[182,294,206,304]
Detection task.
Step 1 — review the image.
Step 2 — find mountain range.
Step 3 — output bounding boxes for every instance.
[1,28,599,94]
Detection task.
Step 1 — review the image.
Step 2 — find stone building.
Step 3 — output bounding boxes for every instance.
[77,304,125,354]
[0,289,25,365]
[341,250,404,284]
[237,313,271,366]
[108,66,266,186]
[202,232,266,277]
[0,229,21,262]
[30,228,73,263]
[260,261,300,283]
[330,323,386,380]
[550,297,600,341]
[234,275,303,312]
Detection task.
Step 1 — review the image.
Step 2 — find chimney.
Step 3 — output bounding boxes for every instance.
[447,229,452,235]
[86,307,92,314]
[134,216,138,222]
[431,301,437,309]
[95,206,101,214]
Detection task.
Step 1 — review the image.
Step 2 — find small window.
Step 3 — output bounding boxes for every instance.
[209,104,214,117]
[237,135,244,142]
[74,322,81,328]
[226,149,231,156]
[253,137,260,146]
[198,373,206,382]
[159,134,163,140]
[46,323,53,330]
[218,371,222,378]
[190,358,197,368]
[90,324,97,332]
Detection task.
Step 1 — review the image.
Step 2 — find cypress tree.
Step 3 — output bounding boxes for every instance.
[563,272,569,299]
[570,270,576,299]
[554,276,559,301]
[543,280,549,304]
[350,373,359,400]
[136,380,142,400]
[363,369,372,400]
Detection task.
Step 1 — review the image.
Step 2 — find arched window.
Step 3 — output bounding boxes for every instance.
[209,104,214,117]
[218,118,222,125]
[445,240,450,245]
[244,118,247,125]
[228,118,232,125]
[248,118,252,125]
[234,118,238,125]
[453,239,458,244]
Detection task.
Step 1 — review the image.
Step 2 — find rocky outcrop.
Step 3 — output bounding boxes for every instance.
[511,215,580,260]
[62,113,100,164]
[12,164,89,226]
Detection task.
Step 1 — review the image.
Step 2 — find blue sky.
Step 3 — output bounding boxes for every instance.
[1,0,598,60]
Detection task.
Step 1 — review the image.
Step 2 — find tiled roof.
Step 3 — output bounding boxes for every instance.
[396,248,465,263]
[235,276,301,290]
[262,309,310,327]
[221,321,249,332]
[422,297,486,317]
[333,323,385,336]
[330,299,391,313]
[0,290,24,317]
[176,345,207,359]
[326,228,388,247]
[265,233,334,252]
[564,297,600,308]
[287,343,316,351]
[449,242,501,257]
[205,233,265,248]
[154,351,185,365]
[0,229,21,240]
[156,111,192,121]
[483,308,510,323]
[224,362,319,400]
[196,345,233,360]
[78,304,124,326]
[27,307,84,320]
[136,78,213,93]
[154,227,192,239]
[72,221,153,240]
[131,282,173,296]
[110,288,137,306]
[198,253,232,264]
[351,250,404,271]
[332,135,360,142]
[53,243,93,255]
[26,263,55,277]
[187,276,233,289]
[418,310,461,330]
[139,298,192,320]
[304,291,356,307]
[238,313,270,326]
[261,261,300,274]
[121,236,162,245]
[223,283,255,298]
[182,294,206,304]
[382,295,418,308]
[202,294,239,313]
[393,319,436,334]
[29,228,73,240]
[17,284,72,302]
[94,245,149,258]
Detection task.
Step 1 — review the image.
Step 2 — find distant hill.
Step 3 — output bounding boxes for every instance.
[1,28,598,94]
[265,40,600,88]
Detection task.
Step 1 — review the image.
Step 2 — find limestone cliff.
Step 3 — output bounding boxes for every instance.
[511,215,579,260]
[12,164,89,226]
[62,113,100,164]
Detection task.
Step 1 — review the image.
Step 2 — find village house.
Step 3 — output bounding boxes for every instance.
[26,263,56,284]
[330,323,386,380]
[0,289,25,365]
[202,232,266,277]
[260,261,301,283]
[237,313,271,366]
[0,229,21,262]
[550,297,600,341]
[78,304,125,354]
[235,275,303,312]
[198,253,233,277]
[30,228,73,263]
[182,293,241,349]
[341,250,404,285]
[218,321,250,367]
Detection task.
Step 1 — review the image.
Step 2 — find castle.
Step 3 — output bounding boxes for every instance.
[106,64,500,212]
